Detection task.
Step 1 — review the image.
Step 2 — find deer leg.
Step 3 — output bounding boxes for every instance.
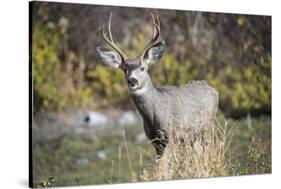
[152,130,169,159]
[152,141,167,180]
[152,140,166,158]
[151,130,170,180]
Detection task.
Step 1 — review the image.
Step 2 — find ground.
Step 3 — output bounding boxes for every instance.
[32,114,271,187]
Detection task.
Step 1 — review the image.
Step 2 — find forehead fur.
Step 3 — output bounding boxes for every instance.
[125,58,141,69]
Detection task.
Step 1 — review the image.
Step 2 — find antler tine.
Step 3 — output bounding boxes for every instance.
[151,13,161,38]
[140,13,161,60]
[108,12,114,43]
[151,13,156,39]
[100,14,127,61]
[156,14,160,33]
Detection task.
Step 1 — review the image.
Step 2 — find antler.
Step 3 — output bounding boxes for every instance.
[139,13,161,61]
[100,13,127,62]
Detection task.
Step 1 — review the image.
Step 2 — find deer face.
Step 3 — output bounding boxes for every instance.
[97,14,165,94]
[123,58,147,91]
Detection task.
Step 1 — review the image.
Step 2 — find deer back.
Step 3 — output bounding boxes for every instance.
[155,80,218,133]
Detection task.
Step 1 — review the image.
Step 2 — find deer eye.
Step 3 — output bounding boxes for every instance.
[141,67,145,72]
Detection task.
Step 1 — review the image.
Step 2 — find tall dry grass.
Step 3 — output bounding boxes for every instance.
[138,116,234,181]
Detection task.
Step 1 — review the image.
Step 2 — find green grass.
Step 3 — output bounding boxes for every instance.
[32,115,271,187]
[227,115,271,175]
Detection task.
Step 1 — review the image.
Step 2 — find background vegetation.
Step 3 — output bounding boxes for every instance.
[31,1,271,187]
[31,2,271,116]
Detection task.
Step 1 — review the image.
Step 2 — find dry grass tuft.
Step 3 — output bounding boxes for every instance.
[138,116,234,181]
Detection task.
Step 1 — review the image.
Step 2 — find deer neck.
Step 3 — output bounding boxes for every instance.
[130,77,158,121]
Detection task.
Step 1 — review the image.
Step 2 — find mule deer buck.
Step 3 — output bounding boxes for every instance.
[97,14,218,158]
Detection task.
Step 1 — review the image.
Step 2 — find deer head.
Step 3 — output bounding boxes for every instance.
[96,13,165,94]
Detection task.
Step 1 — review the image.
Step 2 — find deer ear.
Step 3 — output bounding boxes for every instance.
[96,47,122,68]
[144,41,165,65]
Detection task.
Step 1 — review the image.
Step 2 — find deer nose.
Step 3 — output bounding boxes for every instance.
[128,78,138,87]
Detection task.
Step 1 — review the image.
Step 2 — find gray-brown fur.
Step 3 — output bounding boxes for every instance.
[130,79,218,156]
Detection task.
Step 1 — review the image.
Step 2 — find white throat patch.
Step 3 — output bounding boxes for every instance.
[129,84,148,96]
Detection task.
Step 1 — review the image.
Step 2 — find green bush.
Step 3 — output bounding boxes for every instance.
[32,23,95,111]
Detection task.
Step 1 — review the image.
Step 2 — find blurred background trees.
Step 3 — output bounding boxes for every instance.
[31,2,271,117]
